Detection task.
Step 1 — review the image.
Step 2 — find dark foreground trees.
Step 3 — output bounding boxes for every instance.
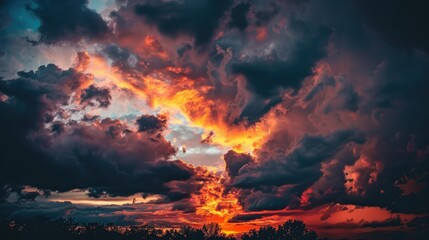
[0,218,319,240]
[241,220,318,240]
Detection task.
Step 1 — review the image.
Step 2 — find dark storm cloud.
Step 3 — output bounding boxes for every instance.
[355,0,429,54]
[0,63,91,129]
[227,18,331,123]
[224,150,253,178]
[407,216,429,229]
[136,114,167,133]
[42,117,194,199]
[0,64,89,194]
[228,213,265,223]
[0,201,74,220]
[361,218,403,228]
[27,0,110,44]
[314,66,427,228]
[135,0,233,46]
[0,185,44,202]
[80,84,112,108]
[225,129,365,210]
[100,44,171,77]
[228,212,275,223]
[102,45,144,72]
[172,202,195,213]
[213,0,429,219]
[406,216,429,239]
[228,2,250,31]
[230,129,365,188]
[238,97,282,125]
[228,210,301,223]
[0,201,138,225]
[50,121,65,136]
[317,217,403,229]
[284,129,365,168]
[267,0,429,217]
[0,64,202,203]
[102,45,132,64]
[230,19,330,98]
[303,51,429,214]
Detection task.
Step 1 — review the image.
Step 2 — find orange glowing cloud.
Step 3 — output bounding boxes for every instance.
[80,52,277,153]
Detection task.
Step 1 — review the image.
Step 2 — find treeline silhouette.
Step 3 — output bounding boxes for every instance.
[0,217,320,240]
[241,220,318,240]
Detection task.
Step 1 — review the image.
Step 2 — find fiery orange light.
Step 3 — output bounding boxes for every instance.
[77,53,286,234]
[83,52,277,153]
[143,35,169,60]
[191,173,245,234]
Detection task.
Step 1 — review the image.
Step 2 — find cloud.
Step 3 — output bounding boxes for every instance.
[0,62,204,203]
[0,201,139,225]
[81,114,100,122]
[230,20,330,95]
[200,131,214,144]
[135,114,167,133]
[224,129,365,211]
[317,217,403,229]
[27,0,110,44]
[228,2,250,31]
[2,0,429,238]
[224,150,253,178]
[355,0,429,53]
[228,212,280,223]
[80,84,112,108]
[134,0,233,47]
[231,129,365,188]
[227,18,331,123]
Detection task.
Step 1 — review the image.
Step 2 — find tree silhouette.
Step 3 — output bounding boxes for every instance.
[202,222,223,239]
[164,225,205,240]
[278,220,318,240]
[241,220,318,240]
[0,218,320,240]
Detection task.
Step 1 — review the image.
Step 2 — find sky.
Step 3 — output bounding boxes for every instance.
[0,0,428,239]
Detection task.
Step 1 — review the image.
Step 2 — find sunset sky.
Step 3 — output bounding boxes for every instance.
[1,0,429,239]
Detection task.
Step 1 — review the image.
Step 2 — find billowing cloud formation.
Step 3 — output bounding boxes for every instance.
[135,0,233,47]
[1,0,429,239]
[80,84,112,108]
[136,114,167,133]
[224,150,252,178]
[229,2,250,31]
[0,62,204,203]
[224,129,366,211]
[27,0,110,44]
